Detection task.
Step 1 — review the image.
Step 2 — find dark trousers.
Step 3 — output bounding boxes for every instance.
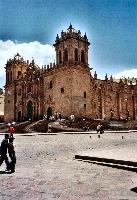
[0,154,9,167]
[9,156,16,172]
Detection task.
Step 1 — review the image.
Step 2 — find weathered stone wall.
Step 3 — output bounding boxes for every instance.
[43,64,91,118]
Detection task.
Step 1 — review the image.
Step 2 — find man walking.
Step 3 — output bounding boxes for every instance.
[8,137,16,173]
[0,134,10,171]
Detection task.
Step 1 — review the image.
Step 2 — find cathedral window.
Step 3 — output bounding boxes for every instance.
[49,81,52,89]
[81,50,85,63]
[27,83,31,93]
[64,49,68,61]
[59,51,62,63]
[61,87,64,93]
[7,72,9,82]
[10,71,12,81]
[84,92,86,98]
[18,71,21,76]
[74,48,78,61]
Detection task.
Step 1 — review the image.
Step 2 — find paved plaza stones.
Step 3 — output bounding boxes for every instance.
[0,132,137,199]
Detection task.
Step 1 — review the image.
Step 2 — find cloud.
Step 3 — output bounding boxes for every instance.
[113,69,137,79]
[0,40,56,78]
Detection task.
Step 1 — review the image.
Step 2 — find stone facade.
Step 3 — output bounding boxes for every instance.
[4,24,137,123]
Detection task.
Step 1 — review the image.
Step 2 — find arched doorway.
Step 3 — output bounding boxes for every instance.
[27,101,33,121]
[47,107,52,120]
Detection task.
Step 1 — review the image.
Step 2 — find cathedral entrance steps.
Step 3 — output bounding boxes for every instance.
[75,149,137,172]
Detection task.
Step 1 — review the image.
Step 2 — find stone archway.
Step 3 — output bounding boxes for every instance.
[47,107,52,120]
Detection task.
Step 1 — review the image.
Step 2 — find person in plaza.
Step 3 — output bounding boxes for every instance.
[83,126,89,131]
[0,134,10,171]
[8,137,16,173]
[59,113,61,120]
[100,124,104,134]
[70,114,75,122]
[47,124,52,133]
[9,124,15,138]
[83,126,87,131]
[96,123,101,133]
[8,123,11,132]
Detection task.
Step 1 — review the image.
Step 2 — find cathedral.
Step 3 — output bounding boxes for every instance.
[4,24,137,123]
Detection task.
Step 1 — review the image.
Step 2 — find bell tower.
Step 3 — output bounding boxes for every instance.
[50,24,92,118]
[4,53,28,122]
[53,24,90,68]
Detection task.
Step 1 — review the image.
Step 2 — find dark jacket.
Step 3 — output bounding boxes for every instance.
[1,138,9,155]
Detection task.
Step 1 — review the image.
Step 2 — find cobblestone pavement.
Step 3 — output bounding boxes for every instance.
[0,132,137,200]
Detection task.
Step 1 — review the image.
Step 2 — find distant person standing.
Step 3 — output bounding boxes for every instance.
[0,134,10,171]
[9,124,15,138]
[8,137,16,173]
[96,123,101,133]
[47,124,52,133]
[59,113,61,120]
[8,123,11,132]
[100,125,104,134]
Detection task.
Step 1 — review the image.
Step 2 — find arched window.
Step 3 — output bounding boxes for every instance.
[59,51,62,63]
[27,83,31,93]
[64,49,68,61]
[49,81,52,89]
[10,71,12,81]
[84,92,86,98]
[81,50,85,63]
[74,48,78,61]
[7,72,9,82]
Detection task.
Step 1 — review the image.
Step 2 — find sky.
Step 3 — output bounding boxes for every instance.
[0,0,137,90]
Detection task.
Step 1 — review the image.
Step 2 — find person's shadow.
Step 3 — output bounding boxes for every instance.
[131,187,137,193]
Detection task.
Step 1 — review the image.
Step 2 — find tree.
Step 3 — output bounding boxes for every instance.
[0,88,3,94]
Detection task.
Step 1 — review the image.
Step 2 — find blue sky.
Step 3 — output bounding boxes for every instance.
[0,0,137,89]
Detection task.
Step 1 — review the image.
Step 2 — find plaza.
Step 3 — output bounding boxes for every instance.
[0,131,137,199]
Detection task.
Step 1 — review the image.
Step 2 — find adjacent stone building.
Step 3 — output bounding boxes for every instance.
[0,93,4,123]
[4,24,137,123]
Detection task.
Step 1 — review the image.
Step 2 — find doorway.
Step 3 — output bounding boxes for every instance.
[47,107,52,120]
[27,101,33,120]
